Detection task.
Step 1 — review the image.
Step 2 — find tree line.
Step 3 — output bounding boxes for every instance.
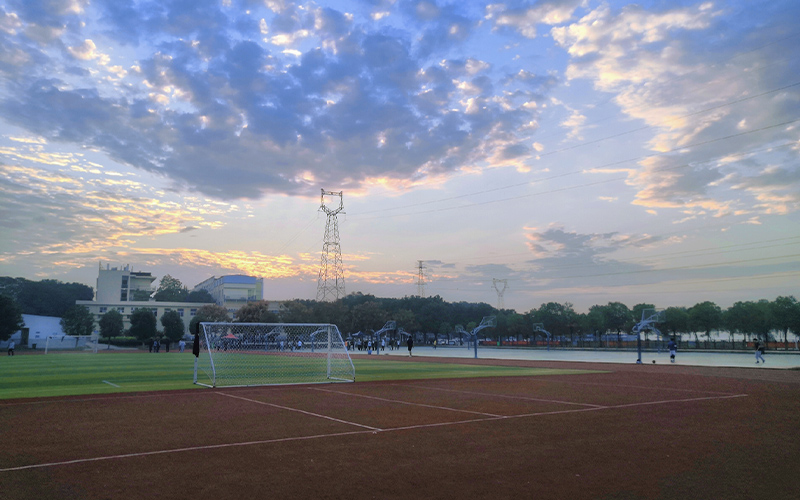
[182,293,800,346]
[1,275,798,347]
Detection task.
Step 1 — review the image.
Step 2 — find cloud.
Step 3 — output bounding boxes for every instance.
[486,0,584,38]
[0,144,240,274]
[551,1,800,219]
[0,1,553,201]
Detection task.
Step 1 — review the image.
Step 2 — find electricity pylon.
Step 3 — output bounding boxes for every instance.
[492,278,508,309]
[416,260,426,297]
[316,189,345,301]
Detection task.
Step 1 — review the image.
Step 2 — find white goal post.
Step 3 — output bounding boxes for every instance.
[194,322,355,388]
[44,334,99,354]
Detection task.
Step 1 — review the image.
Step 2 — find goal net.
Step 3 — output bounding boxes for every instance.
[194,323,355,388]
[44,335,99,354]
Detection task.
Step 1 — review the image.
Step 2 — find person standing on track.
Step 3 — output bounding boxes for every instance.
[668,337,677,363]
[407,336,413,357]
[7,340,14,356]
[754,338,766,364]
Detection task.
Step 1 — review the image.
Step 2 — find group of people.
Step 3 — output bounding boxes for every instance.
[347,337,415,356]
[351,338,403,352]
[666,337,766,364]
[149,338,186,353]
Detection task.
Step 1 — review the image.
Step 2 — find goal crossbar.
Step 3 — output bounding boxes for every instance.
[194,322,355,388]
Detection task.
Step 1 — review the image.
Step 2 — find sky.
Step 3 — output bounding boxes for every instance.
[0,0,798,314]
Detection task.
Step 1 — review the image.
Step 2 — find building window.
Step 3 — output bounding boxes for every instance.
[151,308,158,316]
[99,307,107,314]
[120,290,128,301]
[178,308,184,317]
[122,276,129,288]
[190,308,197,316]
[117,307,125,314]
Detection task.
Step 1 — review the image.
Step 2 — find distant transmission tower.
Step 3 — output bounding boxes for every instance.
[416,260,426,297]
[316,189,346,301]
[492,279,508,309]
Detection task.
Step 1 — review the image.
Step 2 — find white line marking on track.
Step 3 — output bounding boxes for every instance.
[539,379,742,396]
[0,430,377,473]
[397,384,605,408]
[216,392,382,431]
[102,381,120,388]
[310,387,505,417]
[607,393,749,409]
[0,392,749,473]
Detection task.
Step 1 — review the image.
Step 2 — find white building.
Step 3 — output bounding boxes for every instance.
[76,267,278,336]
[95,263,156,302]
[76,299,212,336]
[193,275,271,315]
[2,314,65,349]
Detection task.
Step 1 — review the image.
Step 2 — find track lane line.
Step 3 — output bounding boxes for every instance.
[0,392,749,473]
[395,384,606,408]
[310,387,505,417]
[215,391,382,430]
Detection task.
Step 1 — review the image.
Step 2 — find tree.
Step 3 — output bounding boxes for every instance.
[770,296,799,345]
[160,310,185,343]
[234,301,280,323]
[153,275,188,302]
[531,302,578,340]
[631,303,656,324]
[591,302,632,342]
[351,301,387,333]
[129,308,158,343]
[631,303,657,341]
[688,301,723,342]
[99,309,124,345]
[662,307,689,337]
[2,278,93,317]
[392,309,419,334]
[311,300,348,326]
[279,300,311,324]
[189,304,230,334]
[60,305,95,337]
[584,306,608,342]
[185,289,215,303]
[0,294,24,342]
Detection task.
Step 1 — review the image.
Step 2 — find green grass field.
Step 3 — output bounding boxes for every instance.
[0,352,598,400]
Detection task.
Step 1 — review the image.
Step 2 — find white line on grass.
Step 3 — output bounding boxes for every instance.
[0,392,748,473]
[215,392,382,431]
[310,387,505,417]
[102,381,120,388]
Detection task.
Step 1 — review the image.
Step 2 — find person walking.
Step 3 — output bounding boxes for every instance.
[178,339,186,353]
[407,336,414,357]
[754,338,766,364]
[668,337,677,363]
[7,340,14,356]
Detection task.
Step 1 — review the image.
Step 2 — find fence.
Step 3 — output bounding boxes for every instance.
[480,338,800,352]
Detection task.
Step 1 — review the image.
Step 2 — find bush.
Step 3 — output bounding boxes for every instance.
[101,336,140,348]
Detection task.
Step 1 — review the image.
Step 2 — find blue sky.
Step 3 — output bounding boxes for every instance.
[0,0,798,313]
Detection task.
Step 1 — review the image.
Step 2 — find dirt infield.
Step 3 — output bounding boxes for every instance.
[2,357,799,500]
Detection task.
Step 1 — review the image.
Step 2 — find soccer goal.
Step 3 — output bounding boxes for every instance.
[44,335,99,354]
[194,323,355,388]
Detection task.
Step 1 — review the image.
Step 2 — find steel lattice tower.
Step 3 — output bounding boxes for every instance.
[316,189,346,301]
[416,260,426,297]
[492,278,508,310]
